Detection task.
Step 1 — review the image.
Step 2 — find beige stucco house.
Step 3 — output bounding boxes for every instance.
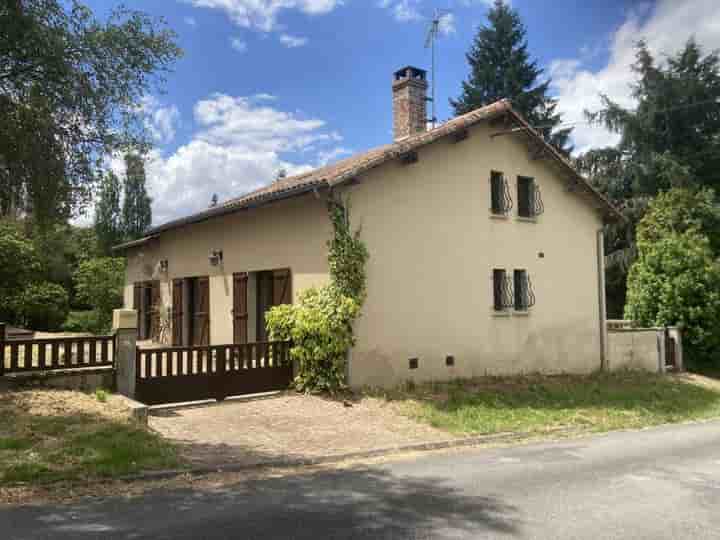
[117,66,622,388]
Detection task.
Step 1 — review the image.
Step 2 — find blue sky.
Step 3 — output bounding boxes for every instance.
[83,0,720,224]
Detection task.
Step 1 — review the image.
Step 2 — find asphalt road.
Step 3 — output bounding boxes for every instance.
[4,420,720,539]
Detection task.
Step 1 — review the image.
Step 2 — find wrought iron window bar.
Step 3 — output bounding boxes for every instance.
[490,172,513,215]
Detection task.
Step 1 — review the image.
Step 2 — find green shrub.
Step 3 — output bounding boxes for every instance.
[626,214,720,367]
[74,257,125,329]
[94,389,108,403]
[13,282,69,331]
[62,310,106,334]
[267,286,360,394]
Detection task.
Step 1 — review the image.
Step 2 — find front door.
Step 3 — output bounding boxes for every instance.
[172,279,184,346]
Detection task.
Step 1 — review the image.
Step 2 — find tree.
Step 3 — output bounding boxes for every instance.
[74,257,125,330]
[451,0,572,153]
[95,170,123,254]
[0,221,40,322]
[13,281,69,330]
[625,188,720,367]
[122,154,152,240]
[580,39,720,317]
[0,0,181,225]
[587,39,720,197]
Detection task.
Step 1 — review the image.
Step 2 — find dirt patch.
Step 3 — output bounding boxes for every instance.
[2,390,131,423]
[149,393,451,467]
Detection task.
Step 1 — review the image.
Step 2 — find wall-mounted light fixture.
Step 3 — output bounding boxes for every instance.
[159,259,169,272]
[209,249,223,267]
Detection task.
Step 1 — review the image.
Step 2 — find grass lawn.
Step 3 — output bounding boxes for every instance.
[0,390,179,486]
[376,372,720,436]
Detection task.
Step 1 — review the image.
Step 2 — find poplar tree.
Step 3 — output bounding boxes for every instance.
[122,154,152,240]
[451,0,572,153]
[94,170,123,254]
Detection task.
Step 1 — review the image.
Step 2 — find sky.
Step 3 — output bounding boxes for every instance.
[82,0,720,225]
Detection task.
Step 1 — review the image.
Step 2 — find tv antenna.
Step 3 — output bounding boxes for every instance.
[424,8,451,129]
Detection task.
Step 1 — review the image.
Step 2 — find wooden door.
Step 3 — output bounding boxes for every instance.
[256,272,273,342]
[272,269,292,306]
[233,273,249,344]
[172,279,184,346]
[193,277,210,346]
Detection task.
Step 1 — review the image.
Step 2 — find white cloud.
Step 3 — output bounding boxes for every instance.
[379,0,489,25]
[183,16,197,26]
[140,94,341,224]
[230,36,248,52]
[378,0,423,22]
[549,0,720,154]
[279,33,308,48]
[316,146,352,166]
[140,96,181,145]
[184,0,342,32]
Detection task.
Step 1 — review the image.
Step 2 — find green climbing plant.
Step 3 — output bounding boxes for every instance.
[266,193,368,393]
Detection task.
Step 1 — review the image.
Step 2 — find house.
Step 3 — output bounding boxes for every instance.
[116,66,621,388]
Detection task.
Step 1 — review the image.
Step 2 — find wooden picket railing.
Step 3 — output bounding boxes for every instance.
[1,324,115,375]
[135,341,293,405]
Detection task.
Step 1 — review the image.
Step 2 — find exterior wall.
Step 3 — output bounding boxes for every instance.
[344,121,606,387]
[606,330,661,372]
[123,193,332,345]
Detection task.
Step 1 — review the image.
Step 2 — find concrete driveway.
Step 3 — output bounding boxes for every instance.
[149,393,449,466]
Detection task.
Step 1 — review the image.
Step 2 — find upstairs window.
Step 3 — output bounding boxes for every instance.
[513,269,536,311]
[490,171,512,215]
[493,269,513,311]
[517,176,544,218]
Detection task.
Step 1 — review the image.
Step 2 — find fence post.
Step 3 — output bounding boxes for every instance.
[0,323,5,379]
[113,309,138,399]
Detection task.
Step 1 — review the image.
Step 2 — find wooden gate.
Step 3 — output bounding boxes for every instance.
[134,341,293,405]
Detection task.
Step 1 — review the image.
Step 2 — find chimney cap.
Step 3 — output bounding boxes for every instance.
[393,66,427,83]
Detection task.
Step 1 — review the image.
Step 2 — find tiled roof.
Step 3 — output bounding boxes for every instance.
[139,99,621,239]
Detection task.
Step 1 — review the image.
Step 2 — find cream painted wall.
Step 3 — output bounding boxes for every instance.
[122,120,606,388]
[343,122,605,387]
[123,193,332,345]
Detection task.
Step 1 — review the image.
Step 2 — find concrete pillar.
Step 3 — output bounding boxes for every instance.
[113,309,138,399]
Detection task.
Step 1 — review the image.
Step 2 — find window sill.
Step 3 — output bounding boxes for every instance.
[492,310,512,318]
[489,212,510,220]
[516,216,538,223]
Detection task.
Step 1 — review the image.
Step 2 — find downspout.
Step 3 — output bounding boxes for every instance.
[597,228,608,371]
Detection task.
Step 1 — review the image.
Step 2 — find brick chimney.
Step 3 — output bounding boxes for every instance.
[392,66,428,141]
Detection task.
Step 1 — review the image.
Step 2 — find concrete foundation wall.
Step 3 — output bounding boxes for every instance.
[607,330,661,372]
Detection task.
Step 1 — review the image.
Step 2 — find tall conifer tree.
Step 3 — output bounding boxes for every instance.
[451,0,572,153]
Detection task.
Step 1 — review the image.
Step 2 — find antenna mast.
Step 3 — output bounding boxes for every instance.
[424,8,449,129]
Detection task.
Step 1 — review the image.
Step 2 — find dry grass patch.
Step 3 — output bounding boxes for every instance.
[0,390,179,487]
[372,372,720,436]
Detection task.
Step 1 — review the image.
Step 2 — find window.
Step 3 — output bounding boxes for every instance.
[493,269,512,311]
[513,269,536,311]
[517,176,543,218]
[490,171,512,215]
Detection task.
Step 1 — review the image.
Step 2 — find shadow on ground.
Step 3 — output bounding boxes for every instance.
[3,465,523,539]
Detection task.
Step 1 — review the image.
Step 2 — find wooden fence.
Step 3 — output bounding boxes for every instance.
[135,341,293,405]
[0,323,115,375]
